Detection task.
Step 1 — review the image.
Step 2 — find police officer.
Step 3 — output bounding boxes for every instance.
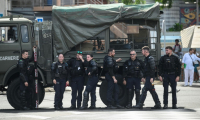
[80,54,98,109]
[123,50,144,109]
[159,46,181,109]
[18,47,35,110]
[51,53,69,110]
[103,48,124,109]
[135,46,161,109]
[67,51,86,109]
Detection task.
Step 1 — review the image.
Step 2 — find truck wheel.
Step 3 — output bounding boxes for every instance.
[7,78,45,109]
[99,74,128,106]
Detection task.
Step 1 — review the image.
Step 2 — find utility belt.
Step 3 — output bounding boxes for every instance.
[127,71,140,77]
[70,69,83,76]
[89,74,98,78]
[126,75,139,78]
[164,72,176,75]
[71,73,83,77]
[55,73,66,78]
[92,74,98,77]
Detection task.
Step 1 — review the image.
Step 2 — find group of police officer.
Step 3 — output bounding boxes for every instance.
[18,45,181,110]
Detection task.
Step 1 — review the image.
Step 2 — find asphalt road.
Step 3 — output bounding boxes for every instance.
[0,82,200,120]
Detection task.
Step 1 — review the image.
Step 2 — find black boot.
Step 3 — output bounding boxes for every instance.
[69,105,76,109]
[89,104,96,109]
[172,104,178,109]
[163,104,168,109]
[89,99,96,109]
[80,91,89,110]
[151,103,161,109]
[59,106,64,110]
[106,104,117,109]
[135,103,143,109]
[20,91,30,110]
[133,89,140,108]
[116,104,124,109]
[126,89,133,109]
[77,106,81,109]
[150,90,161,109]
[89,91,96,109]
[55,106,60,110]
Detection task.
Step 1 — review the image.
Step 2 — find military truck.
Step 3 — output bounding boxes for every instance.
[0,3,161,109]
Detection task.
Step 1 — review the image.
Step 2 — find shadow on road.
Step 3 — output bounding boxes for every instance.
[0,107,196,113]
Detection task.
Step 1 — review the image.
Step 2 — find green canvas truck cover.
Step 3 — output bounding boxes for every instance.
[52,2,160,54]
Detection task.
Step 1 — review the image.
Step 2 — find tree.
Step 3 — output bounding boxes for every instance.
[168,23,183,31]
[121,0,146,5]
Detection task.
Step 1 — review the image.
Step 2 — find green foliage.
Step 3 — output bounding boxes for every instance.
[155,0,199,9]
[155,0,172,9]
[122,0,146,5]
[122,0,133,5]
[168,23,183,31]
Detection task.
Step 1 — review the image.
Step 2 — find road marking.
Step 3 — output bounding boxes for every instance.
[19,115,50,119]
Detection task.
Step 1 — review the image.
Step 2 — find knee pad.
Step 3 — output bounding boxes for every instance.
[128,89,132,92]
[84,91,89,96]
[141,87,147,96]
[135,89,140,94]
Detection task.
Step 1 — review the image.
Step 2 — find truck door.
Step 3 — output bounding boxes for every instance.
[0,25,21,83]
[20,24,33,57]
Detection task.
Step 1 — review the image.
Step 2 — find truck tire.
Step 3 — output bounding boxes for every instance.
[7,77,45,109]
[99,74,128,106]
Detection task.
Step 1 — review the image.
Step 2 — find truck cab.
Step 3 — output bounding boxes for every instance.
[0,15,45,109]
[0,16,34,87]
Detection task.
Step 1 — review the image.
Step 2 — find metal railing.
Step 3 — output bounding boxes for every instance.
[90,0,103,4]
[34,0,57,7]
[11,0,104,8]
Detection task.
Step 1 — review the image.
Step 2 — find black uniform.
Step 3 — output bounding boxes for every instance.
[18,53,34,109]
[67,58,86,109]
[136,54,161,109]
[103,55,121,107]
[123,58,144,108]
[80,59,98,109]
[51,61,69,109]
[158,54,181,109]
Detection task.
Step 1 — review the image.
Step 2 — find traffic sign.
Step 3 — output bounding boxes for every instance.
[36,17,43,22]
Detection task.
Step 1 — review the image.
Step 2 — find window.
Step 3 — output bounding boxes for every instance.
[110,22,132,50]
[71,30,106,53]
[132,29,148,49]
[0,25,18,43]
[21,25,29,43]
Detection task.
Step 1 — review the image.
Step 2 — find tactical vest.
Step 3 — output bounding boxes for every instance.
[127,59,140,77]
[164,56,176,71]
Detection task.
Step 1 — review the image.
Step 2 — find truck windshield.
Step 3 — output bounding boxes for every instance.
[0,25,18,43]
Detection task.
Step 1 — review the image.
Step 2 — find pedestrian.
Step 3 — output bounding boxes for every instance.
[103,48,124,109]
[80,54,98,109]
[123,50,144,109]
[182,48,200,86]
[173,39,182,59]
[159,46,181,109]
[135,46,161,109]
[51,53,69,110]
[193,48,200,83]
[67,51,86,109]
[18,47,36,110]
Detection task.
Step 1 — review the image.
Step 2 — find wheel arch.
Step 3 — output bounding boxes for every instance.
[3,65,45,86]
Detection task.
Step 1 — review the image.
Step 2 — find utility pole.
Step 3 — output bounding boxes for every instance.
[197,0,199,25]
